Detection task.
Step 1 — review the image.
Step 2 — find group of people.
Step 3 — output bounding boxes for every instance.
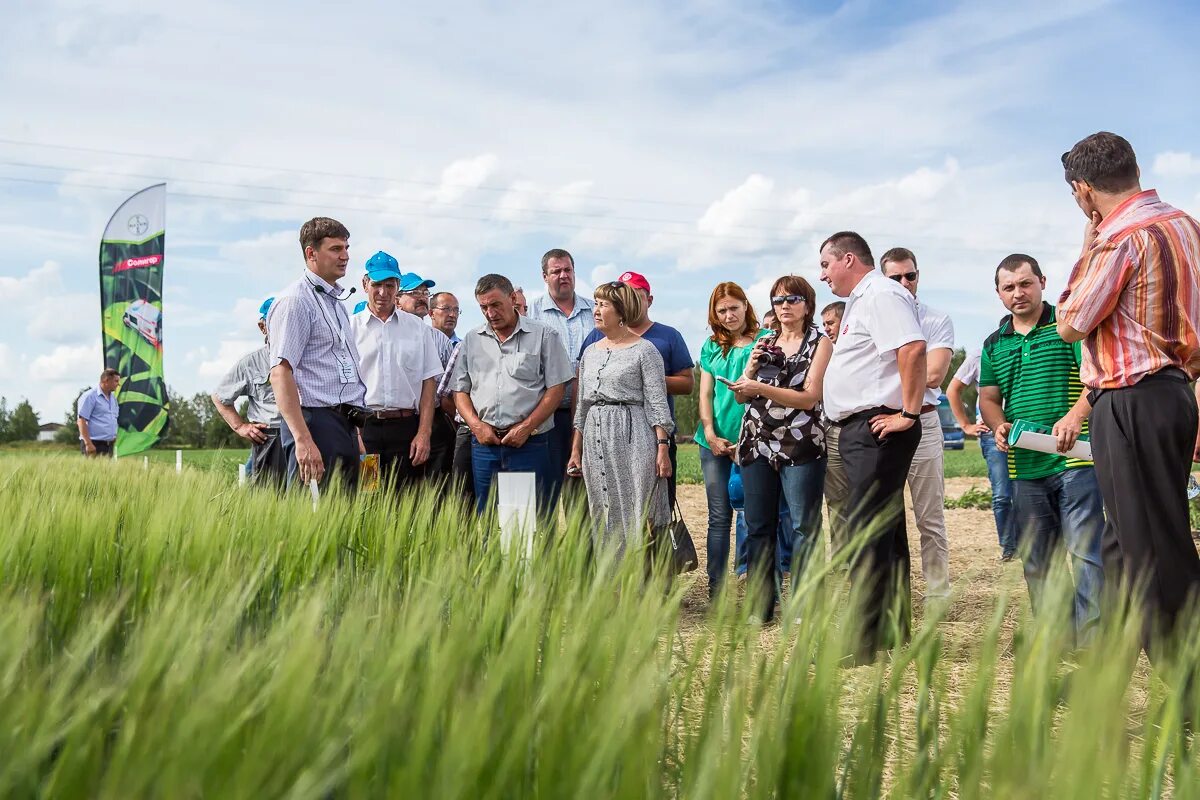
[79,130,1200,663]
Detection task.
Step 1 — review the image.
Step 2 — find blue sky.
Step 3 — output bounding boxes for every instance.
[2,0,1199,421]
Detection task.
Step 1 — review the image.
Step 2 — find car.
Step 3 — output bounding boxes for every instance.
[937,393,964,450]
[122,298,162,347]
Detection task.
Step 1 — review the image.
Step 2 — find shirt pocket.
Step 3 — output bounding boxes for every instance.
[503,353,540,382]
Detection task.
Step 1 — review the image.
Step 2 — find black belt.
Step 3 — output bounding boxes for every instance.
[303,404,370,428]
[833,406,897,426]
[370,408,417,420]
[1087,367,1189,405]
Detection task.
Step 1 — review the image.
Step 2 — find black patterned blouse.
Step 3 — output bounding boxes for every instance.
[735,324,825,468]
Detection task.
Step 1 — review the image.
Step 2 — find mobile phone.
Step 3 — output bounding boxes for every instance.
[716,375,735,387]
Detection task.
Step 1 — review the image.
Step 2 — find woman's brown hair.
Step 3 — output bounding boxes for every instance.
[707,282,759,355]
[769,275,816,331]
[593,281,645,327]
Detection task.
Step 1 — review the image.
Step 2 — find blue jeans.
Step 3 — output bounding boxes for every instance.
[471,432,553,517]
[543,409,574,514]
[980,432,1016,557]
[742,456,826,621]
[734,505,792,576]
[1012,467,1105,644]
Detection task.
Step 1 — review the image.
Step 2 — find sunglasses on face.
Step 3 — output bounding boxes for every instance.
[771,294,805,306]
[888,272,918,283]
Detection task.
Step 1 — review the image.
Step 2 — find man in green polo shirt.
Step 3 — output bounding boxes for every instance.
[978,253,1104,645]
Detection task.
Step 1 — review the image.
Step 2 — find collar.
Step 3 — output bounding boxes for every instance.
[848,270,881,299]
[477,313,529,341]
[998,301,1056,336]
[536,291,593,318]
[304,270,342,295]
[365,307,397,325]
[1097,189,1160,236]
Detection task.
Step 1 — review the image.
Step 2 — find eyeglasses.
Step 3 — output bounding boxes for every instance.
[888,271,918,283]
[771,294,806,306]
[432,305,460,314]
[402,289,430,298]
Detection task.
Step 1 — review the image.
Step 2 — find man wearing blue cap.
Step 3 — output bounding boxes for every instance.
[212,297,286,488]
[395,269,458,479]
[352,252,443,491]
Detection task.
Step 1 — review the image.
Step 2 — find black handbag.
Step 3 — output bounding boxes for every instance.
[647,480,698,575]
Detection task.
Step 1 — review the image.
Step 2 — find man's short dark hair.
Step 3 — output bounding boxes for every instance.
[430,291,455,306]
[820,231,875,267]
[821,301,846,317]
[299,217,350,256]
[100,368,120,381]
[994,253,1044,287]
[541,248,574,274]
[475,273,515,296]
[1062,132,1140,194]
[880,247,918,270]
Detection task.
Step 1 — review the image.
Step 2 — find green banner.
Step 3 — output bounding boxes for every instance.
[99,184,169,455]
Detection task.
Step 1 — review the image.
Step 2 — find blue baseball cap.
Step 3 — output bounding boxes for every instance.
[364,251,402,283]
[258,297,275,320]
[399,271,436,291]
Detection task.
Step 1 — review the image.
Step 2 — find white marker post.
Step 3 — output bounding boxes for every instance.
[238,463,247,486]
[497,472,537,561]
[176,449,182,473]
[143,456,148,470]
[309,479,320,513]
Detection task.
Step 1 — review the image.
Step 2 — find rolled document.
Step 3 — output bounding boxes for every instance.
[1008,418,1092,461]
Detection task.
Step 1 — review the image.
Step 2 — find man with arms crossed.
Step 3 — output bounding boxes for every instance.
[947,348,1016,561]
[454,274,573,516]
[78,368,120,457]
[1057,132,1200,651]
[268,217,368,490]
[352,251,442,492]
[880,248,954,598]
[979,254,1104,644]
[212,297,286,488]
[820,231,926,662]
[527,248,595,513]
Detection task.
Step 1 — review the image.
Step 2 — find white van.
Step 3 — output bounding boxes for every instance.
[122,299,162,347]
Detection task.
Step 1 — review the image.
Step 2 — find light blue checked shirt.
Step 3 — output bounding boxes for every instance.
[527,292,595,408]
[267,272,367,408]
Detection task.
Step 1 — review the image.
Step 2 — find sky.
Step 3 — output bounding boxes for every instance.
[2,0,1199,422]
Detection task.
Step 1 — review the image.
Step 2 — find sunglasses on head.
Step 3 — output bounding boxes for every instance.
[771,294,805,306]
[608,280,625,289]
[888,271,918,283]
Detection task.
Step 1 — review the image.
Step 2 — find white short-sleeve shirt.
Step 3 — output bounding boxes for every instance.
[917,302,954,407]
[953,349,981,386]
[823,271,926,422]
[352,308,444,411]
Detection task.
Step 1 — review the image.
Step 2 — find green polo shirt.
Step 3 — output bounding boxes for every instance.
[979,302,1090,480]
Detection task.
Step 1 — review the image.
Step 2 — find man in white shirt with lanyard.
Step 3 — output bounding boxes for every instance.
[267,217,369,490]
[880,247,954,598]
[820,231,928,663]
[351,251,443,492]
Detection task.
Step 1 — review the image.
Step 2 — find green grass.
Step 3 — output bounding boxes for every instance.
[1,453,1198,798]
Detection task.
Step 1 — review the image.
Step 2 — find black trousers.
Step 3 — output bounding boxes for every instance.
[251,428,287,490]
[839,408,922,657]
[80,439,114,456]
[361,416,425,493]
[453,422,476,506]
[427,412,457,482]
[280,407,360,492]
[1090,370,1200,649]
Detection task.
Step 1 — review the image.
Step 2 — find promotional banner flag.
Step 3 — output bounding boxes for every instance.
[99,184,169,455]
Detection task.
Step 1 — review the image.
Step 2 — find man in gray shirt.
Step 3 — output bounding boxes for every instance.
[453,273,573,516]
[212,296,286,488]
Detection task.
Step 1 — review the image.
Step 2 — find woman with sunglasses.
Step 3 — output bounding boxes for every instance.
[729,275,832,624]
[568,281,673,560]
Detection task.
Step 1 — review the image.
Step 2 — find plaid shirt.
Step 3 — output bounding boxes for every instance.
[1059,190,1200,388]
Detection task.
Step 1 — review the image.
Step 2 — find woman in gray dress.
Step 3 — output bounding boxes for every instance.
[568,281,673,558]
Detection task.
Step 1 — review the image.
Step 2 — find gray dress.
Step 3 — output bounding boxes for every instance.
[574,338,675,557]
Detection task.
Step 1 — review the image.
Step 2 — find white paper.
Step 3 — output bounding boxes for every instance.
[1012,430,1092,461]
[497,472,537,559]
[309,479,320,512]
[175,450,182,472]
[238,463,247,486]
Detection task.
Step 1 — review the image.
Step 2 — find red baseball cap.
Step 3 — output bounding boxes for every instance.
[618,270,651,293]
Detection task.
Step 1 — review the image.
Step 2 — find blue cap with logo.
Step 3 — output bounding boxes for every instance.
[259,297,275,320]
[364,251,402,283]
[399,271,436,291]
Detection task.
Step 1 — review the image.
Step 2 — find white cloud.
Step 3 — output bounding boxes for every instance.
[27,292,96,344]
[432,154,499,205]
[194,338,263,384]
[1153,152,1200,178]
[0,260,63,303]
[30,342,101,382]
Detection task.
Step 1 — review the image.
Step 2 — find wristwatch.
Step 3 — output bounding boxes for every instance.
[656,438,671,445]
[899,409,921,421]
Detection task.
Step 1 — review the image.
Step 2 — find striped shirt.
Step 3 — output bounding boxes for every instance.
[267,272,367,408]
[1058,190,1200,388]
[979,302,1090,480]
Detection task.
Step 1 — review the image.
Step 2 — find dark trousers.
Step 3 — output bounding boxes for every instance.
[250,428,287,490]
[1090,370,1200,650]
[427,412,457,482]
[361,416,425,493]
[280,407,360,492]
[545,408,574,514]
[839,408,922,656]
[667,436,678,508]
[80,439,114,456]
[453,422,476,506]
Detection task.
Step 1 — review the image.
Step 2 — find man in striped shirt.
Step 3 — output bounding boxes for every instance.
[1057,132,1200,649]
[979,254,1103,645]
